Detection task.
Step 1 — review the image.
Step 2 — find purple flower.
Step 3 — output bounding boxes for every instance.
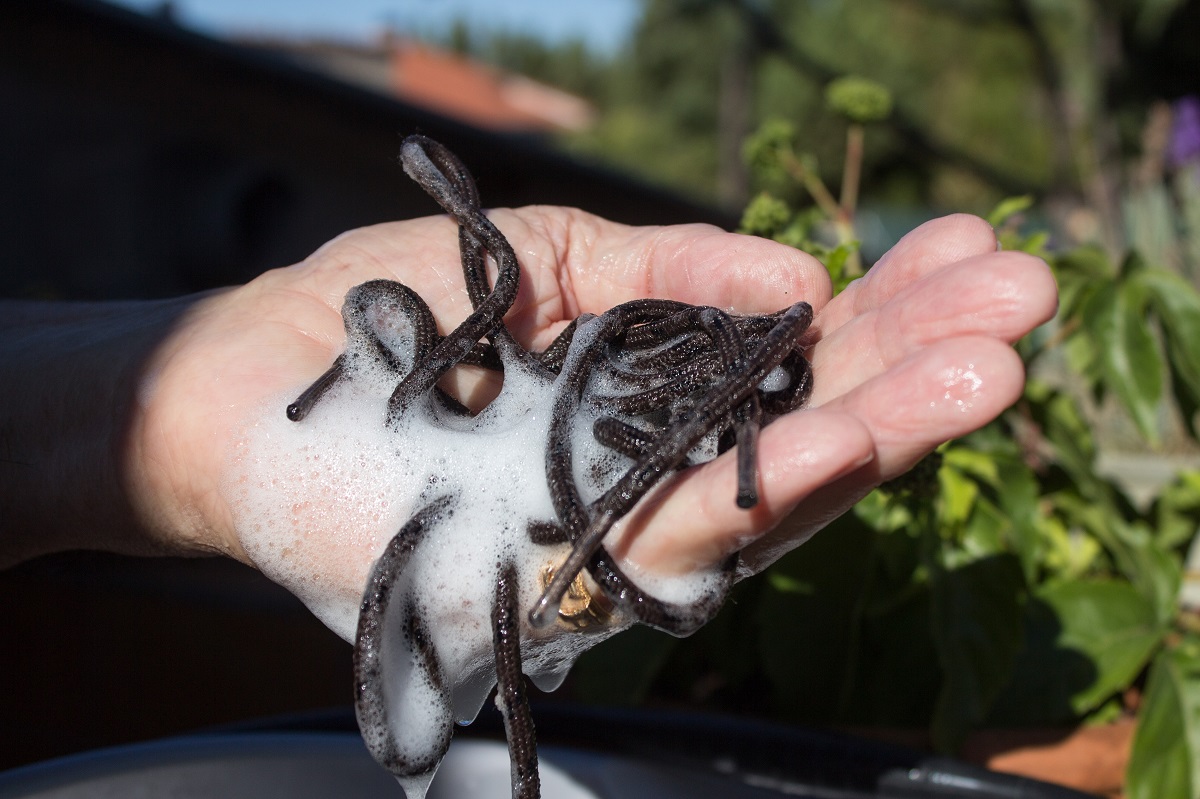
[1169,95,1200,168]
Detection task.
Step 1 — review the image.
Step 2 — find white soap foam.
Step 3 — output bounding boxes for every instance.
[222,304,730,790]
[758,365,790,393]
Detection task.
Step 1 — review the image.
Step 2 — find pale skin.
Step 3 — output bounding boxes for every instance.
[0,209,1057,614]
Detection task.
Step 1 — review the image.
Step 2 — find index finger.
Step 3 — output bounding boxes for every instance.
[490,208,833,318]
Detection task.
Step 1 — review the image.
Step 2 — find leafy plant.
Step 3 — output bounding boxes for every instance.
[570,86,1200,799]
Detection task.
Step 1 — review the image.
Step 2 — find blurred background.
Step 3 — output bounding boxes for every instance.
[3,1,1200,796]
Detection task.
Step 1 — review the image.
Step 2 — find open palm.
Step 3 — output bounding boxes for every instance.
[133,206,1055,631]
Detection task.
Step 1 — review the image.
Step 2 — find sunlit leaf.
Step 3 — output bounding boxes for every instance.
[942,445,1000,485]
[1081,280,1162,444]
[1127,640,1200,799]
[1138,268,1200,438]
[1061,327,1100,381]
[992,455,1046,581]
[1155,470,1200,551]
[956,497,1008,562]
[739,191,791,237]
[1040,517,1101,580]
[853,488,913,532]
[1038,580,1163,713]
[937,461,979,529]
[1053,490,1183,624]
[987,195,1034,227]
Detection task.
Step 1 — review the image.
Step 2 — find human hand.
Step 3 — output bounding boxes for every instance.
[607,213,1058,576]
[129,208,1054,636]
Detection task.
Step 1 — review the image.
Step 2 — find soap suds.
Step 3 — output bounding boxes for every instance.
[222,325,720,791]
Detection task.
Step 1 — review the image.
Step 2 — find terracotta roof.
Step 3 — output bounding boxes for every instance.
[391,41,594,133]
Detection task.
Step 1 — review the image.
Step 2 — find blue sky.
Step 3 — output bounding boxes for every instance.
[107,0,643,53]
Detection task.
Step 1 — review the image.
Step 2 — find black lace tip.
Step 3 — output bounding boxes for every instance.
[736,490,758,509]
[286,403,305,422]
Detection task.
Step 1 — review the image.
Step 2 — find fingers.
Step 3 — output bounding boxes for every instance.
[298,208,833,353]
[809,248,1056,406]
[825,336,1027,471]
[488,207,832,320]
[613,335,1027,577]
[815,214,999,334]
[634,223,833,315]
[607,408,874,576]
[739,336,1027,573]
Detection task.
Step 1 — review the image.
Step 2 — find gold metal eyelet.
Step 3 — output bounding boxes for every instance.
[539,564,612,631]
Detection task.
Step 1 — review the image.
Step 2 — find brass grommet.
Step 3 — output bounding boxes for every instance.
[539,564,612,631]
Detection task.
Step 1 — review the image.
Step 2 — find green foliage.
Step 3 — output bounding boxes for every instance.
[571,109,1200,796]
[824,76,893,124]
[480,4,1200,793]
[741,119,799,187]
[928,554,1026,752]
[1043,248,1200,446]
[1127,638,1200,799]
[1035,580,1164,715]
[737,192,860,291]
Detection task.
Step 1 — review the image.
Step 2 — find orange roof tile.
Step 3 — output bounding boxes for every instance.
[391,42,593,133]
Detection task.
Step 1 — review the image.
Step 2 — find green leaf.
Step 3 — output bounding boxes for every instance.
[929,554,1025,752]
[1155,470,1200,551]
[1037,580,1164,714]
[1039,516,1102,580]
[992,455,1047,581]
[1054,244,1116,279]
[1125,525,1186,627]
[986,195,1034,228]
[1080,279,1163,444]
[1138,268,1200,438]
[965,499,1016,564]
[1060,326,1101,382]
[1127,640,1200,799]
[1018,230,1050,257]
[821,242,860,294]
[853,487,914,533]
[937,461,979,529]
[1119,249,1152,279]
[941,445,1000,485]
[767,570,815,595]
[1029,382,1098,489]
[1052,492,1183,625]
[1096,516,1184,627]
[1053,248,1114,344]
[1138,271,1200,377]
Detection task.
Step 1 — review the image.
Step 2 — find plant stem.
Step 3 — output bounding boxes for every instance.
[781,147,863,276]
[838,123,865,277]
[841,123,864,217]
[782,151,841,219]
